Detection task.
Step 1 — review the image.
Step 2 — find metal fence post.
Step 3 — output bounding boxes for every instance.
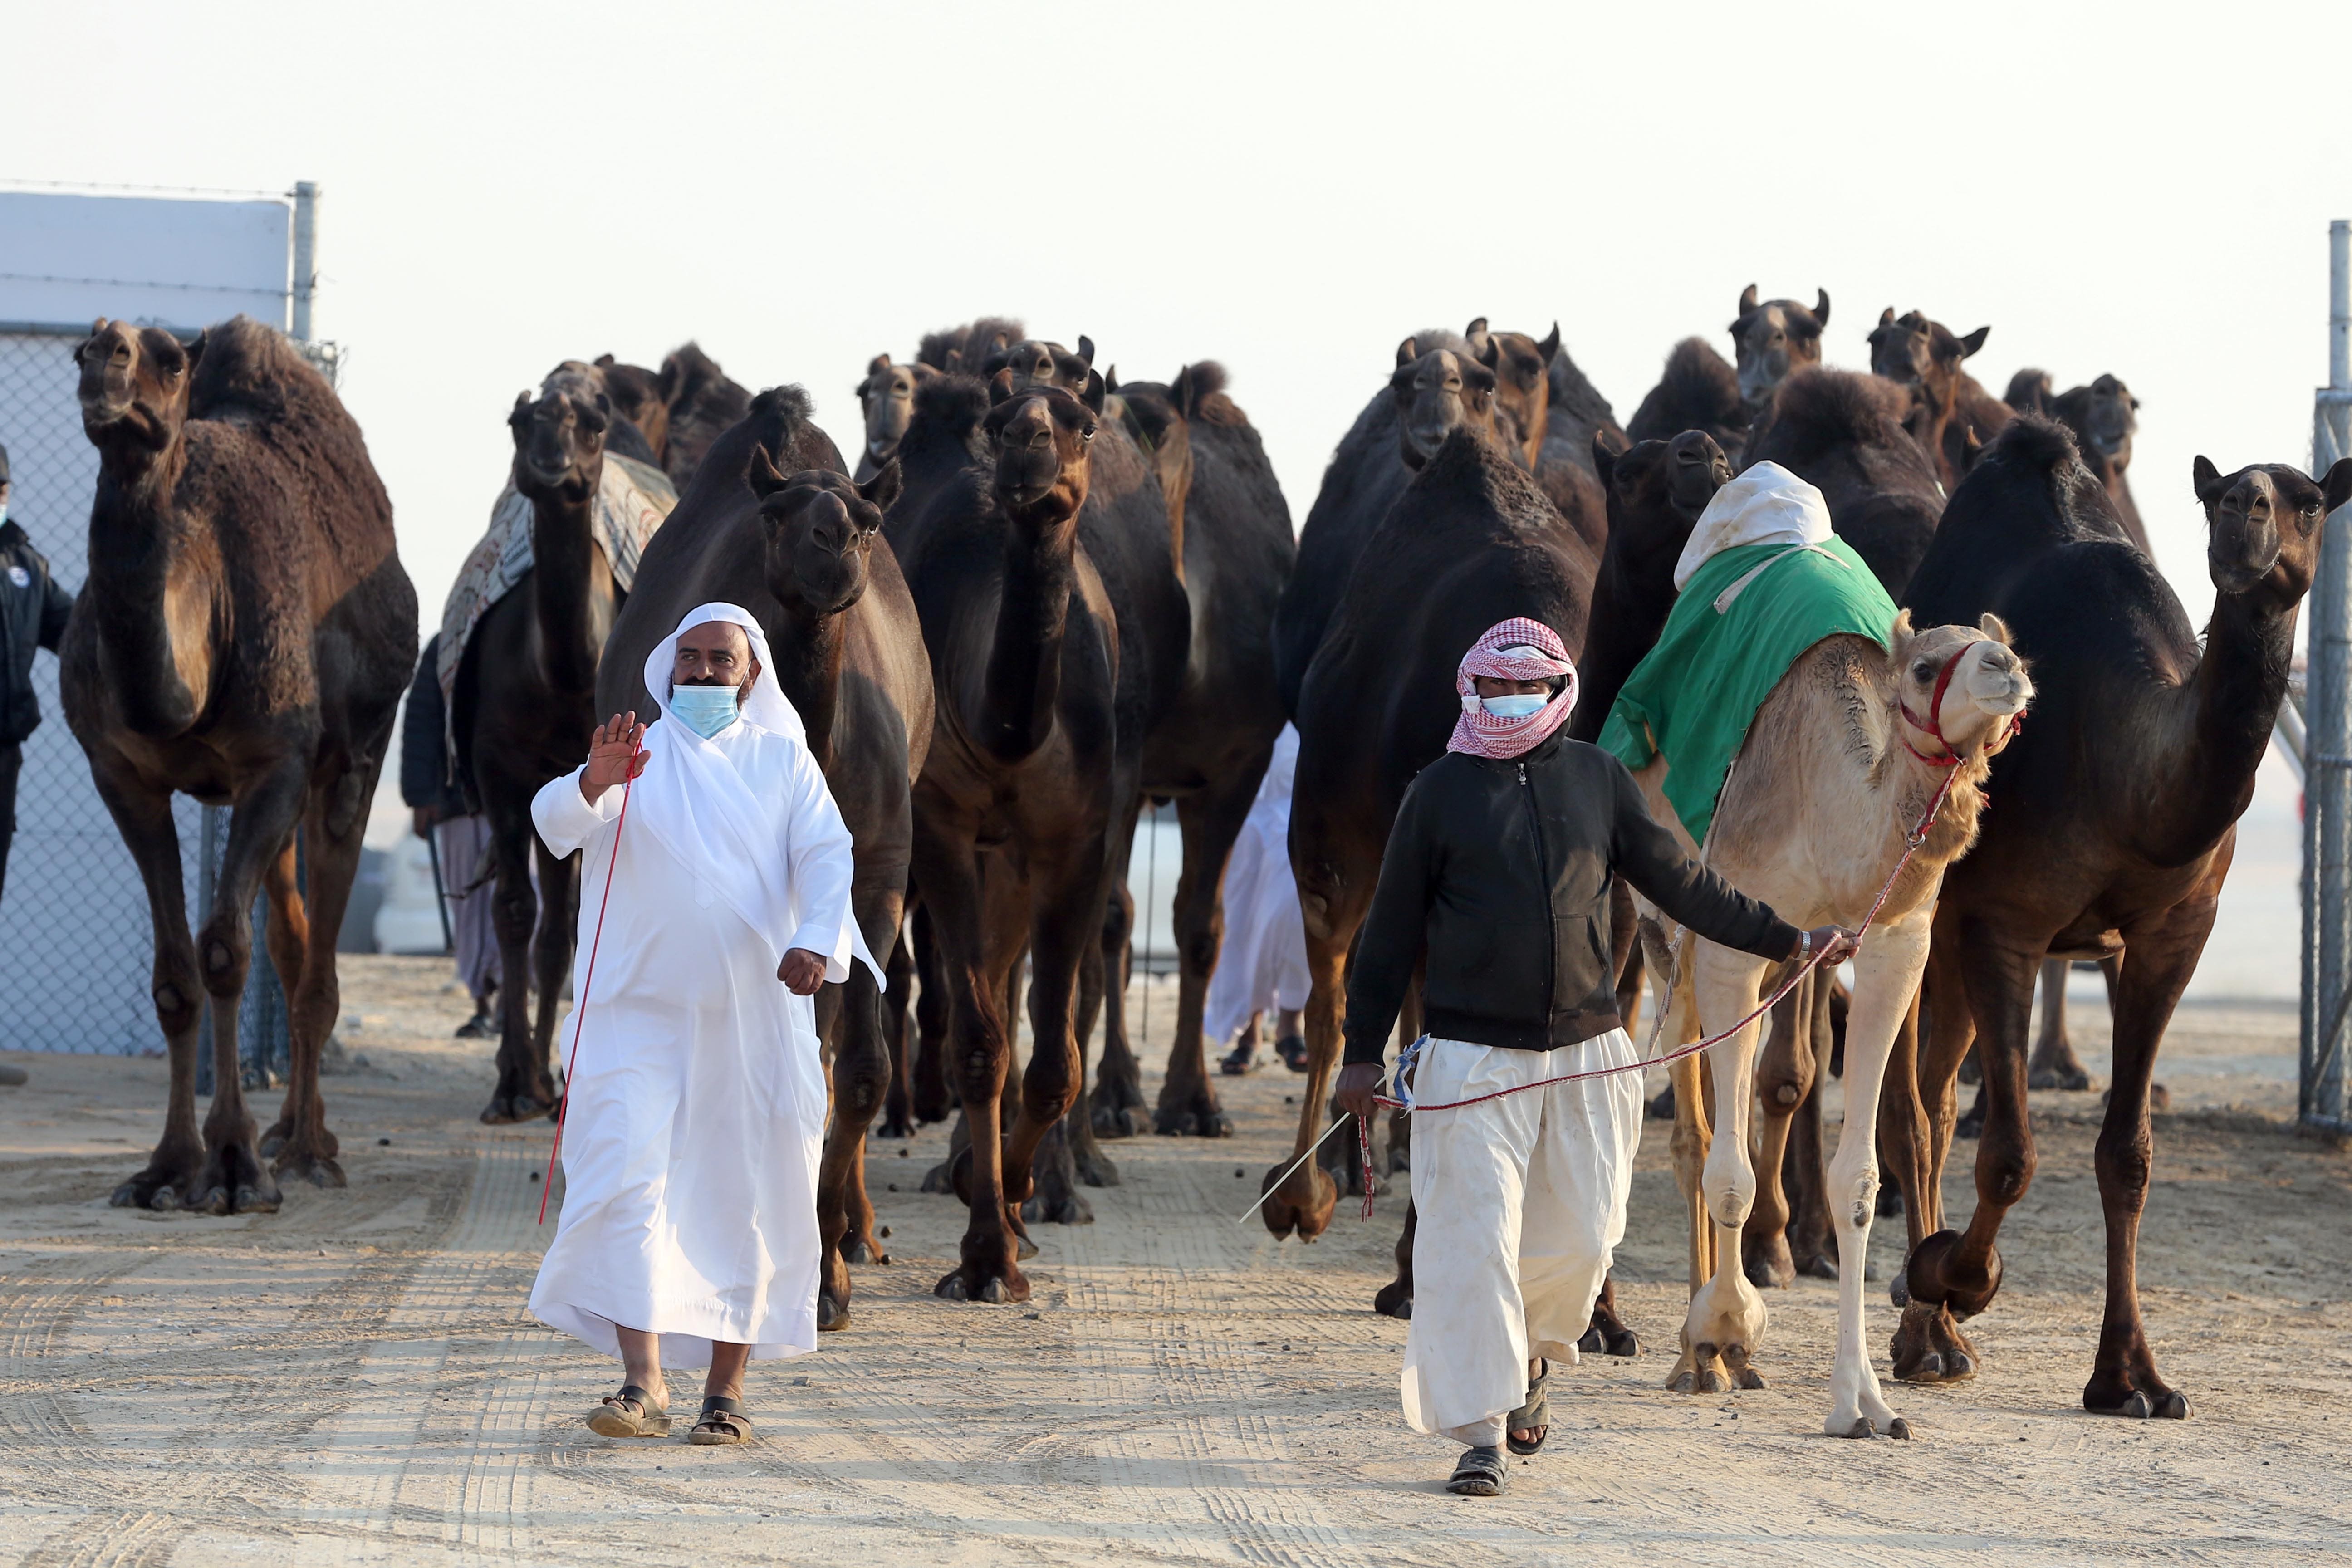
[2303,219,2352,1136]
[290,182,318,342]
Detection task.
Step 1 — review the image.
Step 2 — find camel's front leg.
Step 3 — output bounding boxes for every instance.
[1648,933,1720,1393]
[1683,945,1770,1392]
[1824,911,1931,1439]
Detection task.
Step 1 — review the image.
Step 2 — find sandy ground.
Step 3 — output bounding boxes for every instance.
[3,956,2349,1566]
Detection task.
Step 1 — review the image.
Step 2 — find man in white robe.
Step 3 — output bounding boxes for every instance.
[528,603,879,1446]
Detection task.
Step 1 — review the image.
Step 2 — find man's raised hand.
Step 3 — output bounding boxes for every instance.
[580,711,647,804]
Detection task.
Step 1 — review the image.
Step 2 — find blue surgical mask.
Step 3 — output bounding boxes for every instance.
[1480,693,1548,719]
[668,683,741,739]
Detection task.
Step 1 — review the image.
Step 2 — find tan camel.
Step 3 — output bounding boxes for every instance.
[1634,612,2030,1437]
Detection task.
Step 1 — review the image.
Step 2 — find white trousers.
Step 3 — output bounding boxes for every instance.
[1399,1030,1644,1446]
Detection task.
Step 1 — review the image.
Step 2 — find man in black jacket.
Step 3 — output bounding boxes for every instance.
[1334,619,1853,1497]
[0,442,79,903]
[401,635,502,1037]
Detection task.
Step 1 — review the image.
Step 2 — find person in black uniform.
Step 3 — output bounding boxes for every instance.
[0,441,79,904]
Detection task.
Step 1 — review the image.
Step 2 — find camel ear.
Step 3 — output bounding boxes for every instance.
[987,368,1017,407]
[594,353,616,368]
[867,352,892,376]
[1959,326,1990,358]
[2323,457,2352,517]
[745,442,789,499]
[945,348,965,373]
[510,390,533,421]
[1396,337,1420,369]
[1076,334,1096,368]
[2192,455,2223,503]
[183,328,207,373]
[1978,612,2014,647]
[1104,366,1122,396]
[1878,306,1896,328]
[1080,369,1107,417]
[1738,284,1759,315]
[858,457,902,515]
[1813,289,1830,328]
[1475,335,1499,369]
[1592,431,1621,485]
[1890,608,1916,646]
[1538,322,1562,361]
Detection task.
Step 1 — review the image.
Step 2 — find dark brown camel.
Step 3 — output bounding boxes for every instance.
[656,342,753,488]
[891,371,1184,1300]
[593,353,669,461]
[918,317,1025,375]
[1538,336,1628,480]
[853,354,938,483]
[541,360,663,469]
[1084,363,1293,1142]
[1867,309,2010,489]
[1263,424,1596,1266]
[1743,367,1948,599]
[1887,420,2352,1413]
[1461,319,1612,557]
[1629,339,1752,464]
[1731,285,1831,423]
[1274,325,1538,716]
[64,315,415,1213]
[596,385,931,1331]
[452,384,673,1123]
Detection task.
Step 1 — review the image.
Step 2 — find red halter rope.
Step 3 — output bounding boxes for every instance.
[1352,642,1994,1218]
[537,757,638,1225]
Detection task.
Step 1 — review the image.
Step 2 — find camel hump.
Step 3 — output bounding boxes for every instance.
[1764,368,1909,458]
[186,314,337,426]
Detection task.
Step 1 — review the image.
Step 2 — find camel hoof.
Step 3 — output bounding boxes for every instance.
[479,1093,556,1126]
[816,1294,848,1332]
[1843,1418,1874,1440]
[978,1277,1009,1305]
[1020,1191,1093,1226]
[2112,1391,2153,1419]
[1372,1280,1413,1320]
[920,1160,956,1195]
[935,1273,969,1301]
[1578,1325,1603,1354]
[1697,1367,1724,1393]
[275,1153,344,1190]
[1955,1108,1984,1140]
[1646,1085,1676,1120]
[1943,1347,1976,1380]
[1735,1365,1765,1390]
[1152,1107,1234,1139]
[1014,1231,1039,1261]
[1604,1328,1640,1358]
[1877,1184,1905,1218]
[2156,1390,2189,1419]
[257,1129,287,1160]
[2028,1066,2092,1092]
[148,1185,181,1213]
[1886,1417,1912,1440]
[1889,1269,1910,1307]
[844,1239,890,1266]
[1667,1370,1697,1394]
[1073,1148,1121,1188]
[198,1186,231,1217]
[1797,1254,1839,1282]
[1745,1237,1795,1290]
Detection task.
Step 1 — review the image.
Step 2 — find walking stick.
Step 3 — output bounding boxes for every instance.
[539,750,639,1225]
[424,824,454,955]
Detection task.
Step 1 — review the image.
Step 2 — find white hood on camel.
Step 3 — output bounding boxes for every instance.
[1671,461,1834,591]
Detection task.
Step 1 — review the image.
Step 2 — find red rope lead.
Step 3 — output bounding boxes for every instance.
[538,763,636,1225]
[1357,761,1962,1219]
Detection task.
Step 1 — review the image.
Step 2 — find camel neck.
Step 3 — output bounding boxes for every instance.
[974,504,1080,764]
[771,598,846,773]
[2142,588,2295,867]
[87,454,214,738]
[526,480,612,698]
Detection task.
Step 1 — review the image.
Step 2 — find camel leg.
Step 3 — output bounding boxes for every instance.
[909,903,953,1125]
[817,910,897,1330]
[93,770,211,1213]
[1656,955,1719,1392]
[2082,895,2211,1419]
[1743,976,1813,1290]
[529,833,576,1104]
[479,808,554,1124]
[1066,934,1120,1188]
[878,924,917,1140]
[1257,886,1350,1242]
[2028,957,2093,1091]
[1785,974,1838,1279]
[253,833,309,1160]
[1011,845,1102,1231]
[1900,916,2043,1370]
[274,749,380,1188]
[1823,911,1930,1439]
[1372,1199,1416,1318]
[1581,1274,1640,1357]
[1089,857,1149,1137]
[1152,775,1257,1138]
[1682,947,1770,1392]
[1888,929,1980,1382]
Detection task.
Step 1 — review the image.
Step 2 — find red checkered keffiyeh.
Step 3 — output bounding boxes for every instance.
[1447,617,1579,760]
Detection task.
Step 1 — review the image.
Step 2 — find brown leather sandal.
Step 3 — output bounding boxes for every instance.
[687,1395,754,1445]
[587,1383,671,1438]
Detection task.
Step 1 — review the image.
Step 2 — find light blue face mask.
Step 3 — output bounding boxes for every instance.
[1480,693,1548,720]
[668,683,742,739]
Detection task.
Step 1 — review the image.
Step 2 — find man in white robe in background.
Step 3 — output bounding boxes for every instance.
[528,602,878,1446]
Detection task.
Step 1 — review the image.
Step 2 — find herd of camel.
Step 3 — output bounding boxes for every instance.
[56,284,2348,1438]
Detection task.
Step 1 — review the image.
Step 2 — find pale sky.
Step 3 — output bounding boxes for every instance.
[5,0,2349,989]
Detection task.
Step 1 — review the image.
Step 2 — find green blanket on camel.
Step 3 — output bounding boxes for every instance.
[1597,536,1897,846]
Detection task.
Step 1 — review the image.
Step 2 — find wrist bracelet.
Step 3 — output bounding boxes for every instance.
[1797,929,1813,964]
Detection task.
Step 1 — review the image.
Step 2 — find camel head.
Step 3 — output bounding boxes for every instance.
[1103,370,1195,536]
[1867,309,1987,406]
[75,319,199,456]
[746,452,895,616]
[2056,373,2138,466]
[1593,428,1730,578]
[593,353,670,461]
[507,387,607,503]
[985,372,1103,526]
[985,336,1096,396]
[1730,286,1829,411]
[854,353,936,471]
[1390,338,1499,470]
[1467,317,1559,470]
[1888,610,2033,764]
[2193,454,2352,606]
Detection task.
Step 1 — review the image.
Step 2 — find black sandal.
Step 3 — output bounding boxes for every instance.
[1447,1444,1508,1496]
[1220,1039,1255,1076]
[586,1383,671,1438]
[687,1395,754,1446]
[1274,1034,1309,1073]
[1507,1360,1551,1455]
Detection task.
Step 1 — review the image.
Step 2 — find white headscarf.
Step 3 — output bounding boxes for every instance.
[1671,461,1834,590]
[626,603,880,984]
